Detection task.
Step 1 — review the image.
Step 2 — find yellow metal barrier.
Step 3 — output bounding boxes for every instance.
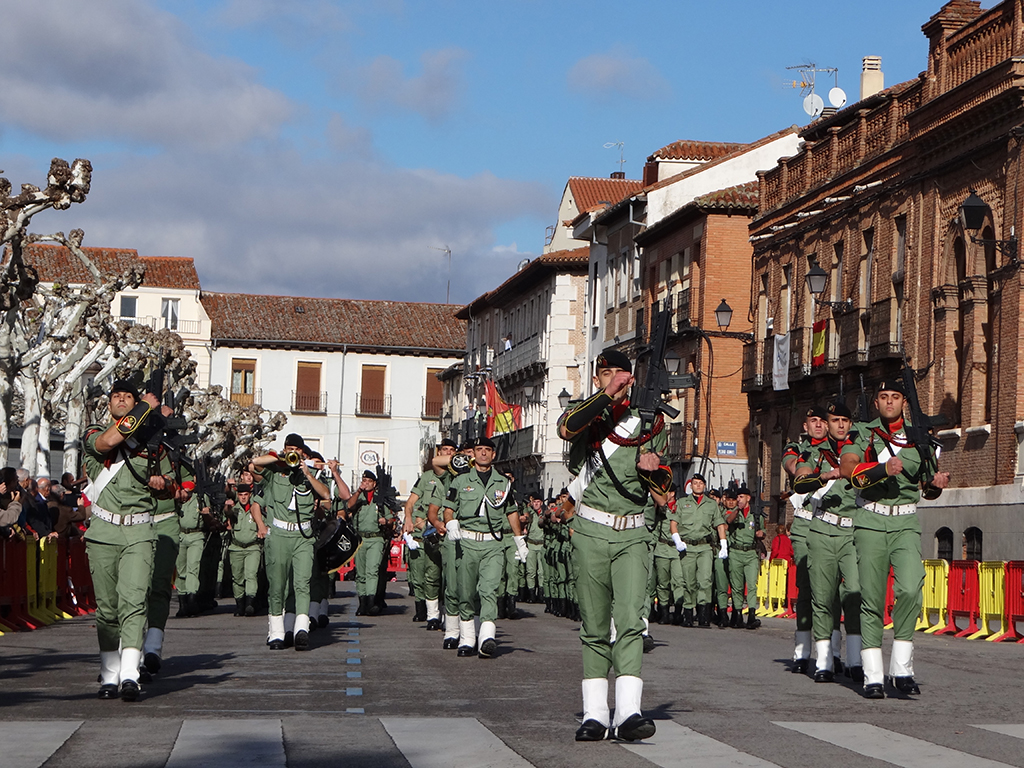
[25,539,53,626]
[38,539,72,621]
[968,561,1007,640]
[755,559,789,617]
[756,559,771,615]
[919,559,949,633]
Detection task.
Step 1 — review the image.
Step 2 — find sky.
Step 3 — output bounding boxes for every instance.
[0,0,947,306]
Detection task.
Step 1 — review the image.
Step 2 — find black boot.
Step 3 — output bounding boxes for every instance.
[234,598,244,616]
[413,600,427,622]
[552,598,564,617]
[366,597,381,617]
[506,595,519,620]
[355,595,366,616]
[648,603,659,622]
[518,587,530,603]
[544,597,552,614]
[656,604,670,625]
[730,608,744,628]
[670,601,683,626]
[497,596,508,619]
[746,608,761,629]
[681,607,694,628]
[717,607,729,628]
[176,594,191,618]
[697,604,711,628]
[571,602,581,622]
[245,595,255,617]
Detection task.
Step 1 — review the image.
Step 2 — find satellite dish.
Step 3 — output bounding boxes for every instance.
[803,93,825,117]
[828,87,847,108]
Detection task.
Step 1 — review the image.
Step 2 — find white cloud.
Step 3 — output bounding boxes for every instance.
[567,48,670,101]
[0,0,293,150]
[354,48,469,122]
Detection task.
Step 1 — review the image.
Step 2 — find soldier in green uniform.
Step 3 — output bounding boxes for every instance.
[673,474,727,628]
[558,349,669,743]
[442,437,526,657]
[840,380,949,698]
[523,494,546,603]
[83,380,172,701]
[651,489,683,624]
[782,407,828,672]
[496,472,522,620]
[307,457,349,629]
[226,483,266,617]
[725,486,764,629]
[428,441,473,648]
[174,491,214,617]
[347,469,395,616]
[403,440,455,628]
[251,433,330,650]
[712,488,734,627]
[794,402,862,683]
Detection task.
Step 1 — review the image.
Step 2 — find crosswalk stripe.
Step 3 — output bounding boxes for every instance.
[166,719,286,768]
[972,724,1024,740]
[0,721,82,768]
[774,722,1014,768]
[617,720,780,767]
[381,717,532,768]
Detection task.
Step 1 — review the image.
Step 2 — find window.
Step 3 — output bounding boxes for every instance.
[230,358,256,407]
[832,241,844,304]
[161,298,179,330]
[963,527,983,561]
[120,296,137,323]
[359,364,387,416]
[935,527,954,562]
[591,262,599,327]
[861,228,874,308]
[780,265,792,334]
[894,216,907,342]
[424,368,443,419]
[294,361,324,413]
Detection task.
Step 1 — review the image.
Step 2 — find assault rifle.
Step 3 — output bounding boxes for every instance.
[632,306,680,460]
[857,373,870,423]
[900,350,946,498]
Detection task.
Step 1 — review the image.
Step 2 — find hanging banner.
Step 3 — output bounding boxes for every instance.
[484,379,522,437]
[812,319,827,367]
[773,332,790,391]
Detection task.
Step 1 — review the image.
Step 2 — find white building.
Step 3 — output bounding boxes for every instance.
[202,292,465,495]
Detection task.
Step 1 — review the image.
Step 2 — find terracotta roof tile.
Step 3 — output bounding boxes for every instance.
[568,176,643,214]
[23,244,200,289]
[203,292,466,353]
[692,181,760,211]
[647,140,747,162]
[457,247,589,318]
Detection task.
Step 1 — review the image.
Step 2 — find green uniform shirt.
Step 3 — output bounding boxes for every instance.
[410,470,445,525]
[675,492,725,542]
[443,467,513,534]
[230,501,261,547]
[726,506,761,548]
[261,468,318,525]
[796,436,858,538]
[82,423,157,545]
[350,491,388,535]
[652,503,679,558]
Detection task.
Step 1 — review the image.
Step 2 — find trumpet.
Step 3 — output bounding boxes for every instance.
[283,450,302,467]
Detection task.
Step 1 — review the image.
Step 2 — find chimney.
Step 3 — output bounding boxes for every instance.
[610,171,625,180]
[861,56,884,100]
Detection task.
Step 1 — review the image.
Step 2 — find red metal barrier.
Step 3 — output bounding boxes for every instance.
[56,538,88,616]
[936,560,981,637]
[781,559,798,618]
[0,538,43,631]
[67,537,96,612]
[883,567,895,628]
[991,560,1024,643]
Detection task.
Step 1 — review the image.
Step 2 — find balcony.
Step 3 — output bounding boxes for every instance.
[355,393,391,418]
[422,397,443,420]
[492,425,538,463]
[115,316,202,335]
[674,289,691,332]
[741,341,764,391]
[493,335,543,381]
[292,390,327,414]
[665,421,685,462]
[230,389,262,408]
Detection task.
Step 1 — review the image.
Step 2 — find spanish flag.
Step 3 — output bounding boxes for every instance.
[485,379,522,437]
[811,319,827,367]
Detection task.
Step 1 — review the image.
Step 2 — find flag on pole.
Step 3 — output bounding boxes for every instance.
[485,379,522,437]
[811,319,827,367]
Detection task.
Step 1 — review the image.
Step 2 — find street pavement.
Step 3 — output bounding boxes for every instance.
[2,576,1024,768]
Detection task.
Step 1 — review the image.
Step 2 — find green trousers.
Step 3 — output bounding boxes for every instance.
[87,538,155,652]
[407,537,425,600]
[713,553,730,609]
[572,531,649,679]
[457,538,504,621]
[791,531,812,632]
[502,538,520,597]
[525,541,545,590]
[309,564,330,607]
[807,531,861,641]
[441,536,462,614]
[653,554,683,606]
[680,544,713,608]
[148,518,180,630]
[728,549,759,611]
[353,536,385,597]
[176,530,204,595]
[265,531,315,615]
[228,544,262,599]
[855,525,923,646]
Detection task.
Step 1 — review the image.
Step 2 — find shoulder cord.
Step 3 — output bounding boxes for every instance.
[596,441,649,507]
[478,477,512,542]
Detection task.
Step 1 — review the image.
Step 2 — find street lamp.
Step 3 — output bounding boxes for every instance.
[523,383,534,399]
[557,388,572,409]
[960,190,1018,264]
[714,299,733,331]
[806,262,854,312]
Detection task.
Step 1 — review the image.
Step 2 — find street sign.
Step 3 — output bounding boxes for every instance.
[717,441,737,456]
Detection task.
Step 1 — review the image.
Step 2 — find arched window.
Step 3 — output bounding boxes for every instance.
[935,527,954,562]
[963,527,983,561]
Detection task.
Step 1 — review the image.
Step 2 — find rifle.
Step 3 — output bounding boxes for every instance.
[632,305,680,462]
[899,350,946,498]
[857,373,870,423]
[190,458,229,532]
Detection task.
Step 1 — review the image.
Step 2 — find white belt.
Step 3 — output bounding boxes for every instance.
[793,508,812,521]
[576,504,646,531]
[91,506,153,526]
[154,512,177,523]
[461,530,500,542]
[272,518,312,533]
[856,494,917,516]
[816,511,853,528]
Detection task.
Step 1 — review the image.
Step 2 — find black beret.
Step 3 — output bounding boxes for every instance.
[458,440,476,451]
[875,379,906,397]
[362,470,377,481]
[691,473,706,482]
[236,484,253,493]
[828,401,853,419]
[439,438,458,449]
[805,405,828,421]
[736,486,752,496]
[109,380,141,400]
[595,348,632,374]
[284,433,305,448]
[724,488,738,499]
[476,437,496,449]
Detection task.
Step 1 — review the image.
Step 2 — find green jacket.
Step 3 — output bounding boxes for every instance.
[727,506,761,549]
[443,467,514,534]
[82,423,157,545]
[675,492,725,543]
[261,468,318,528]
[230,501,262,547]
[797,436,858,538]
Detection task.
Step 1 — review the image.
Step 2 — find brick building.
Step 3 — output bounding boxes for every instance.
[747,0,1024,559]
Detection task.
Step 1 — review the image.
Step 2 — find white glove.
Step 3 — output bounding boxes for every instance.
[718,540,729,559]
[446,520,462,541]
[403,532,420,551]
[513,535,529,562]
[671,533,687,553]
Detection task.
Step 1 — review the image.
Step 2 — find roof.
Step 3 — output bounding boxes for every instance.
[647,140,747,162]
[567,176,643,214]
[457,247,589,318]
[202,292,466,353]
[636,182,759,245]
[23,244,200,289]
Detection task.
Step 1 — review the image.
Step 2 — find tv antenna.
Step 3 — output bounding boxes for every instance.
[786,62,846,118]
[430,245,452,303]
[604,141,626,173]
